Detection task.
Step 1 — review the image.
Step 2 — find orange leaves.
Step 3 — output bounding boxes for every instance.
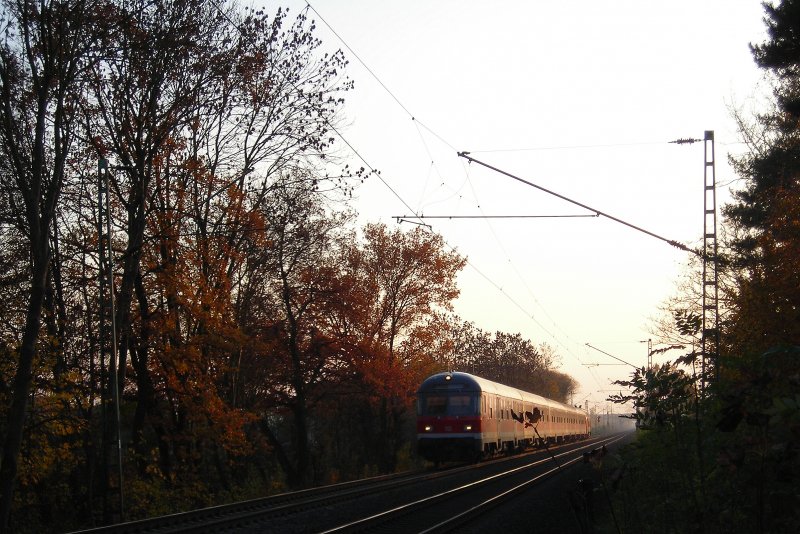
[728,183,800,353]
[344,224,466,401]
[355,223,465,347]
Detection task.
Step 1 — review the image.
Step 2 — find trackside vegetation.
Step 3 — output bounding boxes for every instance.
[0,1,577,531]
[587,2,800,532]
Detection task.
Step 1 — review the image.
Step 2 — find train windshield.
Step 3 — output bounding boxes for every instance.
[418,394,478,416]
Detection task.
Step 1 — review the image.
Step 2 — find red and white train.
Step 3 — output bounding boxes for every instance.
[417,371,590,462]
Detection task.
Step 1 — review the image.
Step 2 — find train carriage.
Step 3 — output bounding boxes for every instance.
[417,371,590,463]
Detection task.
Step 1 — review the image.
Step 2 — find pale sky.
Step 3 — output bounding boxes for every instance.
[283,0,770,410]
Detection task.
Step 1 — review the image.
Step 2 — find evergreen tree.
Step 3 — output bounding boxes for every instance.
[724,0,800,353]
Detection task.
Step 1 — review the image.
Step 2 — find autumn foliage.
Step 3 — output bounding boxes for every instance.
[0,1,580,531]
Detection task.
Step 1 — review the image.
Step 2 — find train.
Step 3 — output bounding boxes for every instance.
[416,371,590,463]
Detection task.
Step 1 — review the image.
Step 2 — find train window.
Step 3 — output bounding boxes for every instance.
[418,394,479,416]
[449,395,475,415]
[422,395,447,415]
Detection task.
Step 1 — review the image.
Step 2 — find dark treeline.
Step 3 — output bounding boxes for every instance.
[603,2,800,532]
[0,1,572,531]
[440,322,578,403]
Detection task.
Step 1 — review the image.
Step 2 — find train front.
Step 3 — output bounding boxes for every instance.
[416,372,483,463]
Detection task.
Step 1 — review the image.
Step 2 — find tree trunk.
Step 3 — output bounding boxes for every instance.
[0,258,48,530]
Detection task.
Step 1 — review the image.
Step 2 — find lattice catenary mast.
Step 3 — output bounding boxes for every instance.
[702,131,720,389]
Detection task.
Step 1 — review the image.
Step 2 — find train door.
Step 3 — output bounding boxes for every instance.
[483,393,499,455]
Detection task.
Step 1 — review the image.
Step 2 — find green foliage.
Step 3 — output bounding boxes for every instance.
[597,347,800,533]
[597,429,705,534]
[708,346,800,532]
[601,4,800,531]
[673,309,701,337]
[609,364,693,429]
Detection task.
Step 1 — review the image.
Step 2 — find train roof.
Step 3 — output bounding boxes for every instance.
[417,371,585,414]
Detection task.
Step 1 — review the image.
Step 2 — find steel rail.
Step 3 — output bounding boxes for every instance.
[420,433,629,533]
[69,470,428,534]
[320,435,622,533]
[71,436,615,533]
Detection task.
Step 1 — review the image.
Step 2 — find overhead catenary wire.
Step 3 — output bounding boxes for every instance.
[302,0,606,373]
[304,1,412,118]
[295,2,640,376]
[469,137,705,153]
[394,214,600,220]
[305,2,459,153]
[457,151,699,256]
[469,140,669,153]
[193,4,606,378]
[207,0,432,228]
[137,1,686,413]
[451,158,597,373]
[585,343,639,369]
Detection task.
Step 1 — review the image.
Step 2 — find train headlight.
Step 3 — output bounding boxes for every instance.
[424,425,433,432]
[464,424,473,431]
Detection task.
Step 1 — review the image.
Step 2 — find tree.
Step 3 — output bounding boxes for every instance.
[750,0,800,117]
[0,0,360,527]
[0,0,108,527]
[724,0,800,356]
[441,321,574,402]
[79,0,352,499]
[609,364,694,429]
[351,224,465,369]
[602,4,800,531]
[344,224,466,470]
[237,175,354,487]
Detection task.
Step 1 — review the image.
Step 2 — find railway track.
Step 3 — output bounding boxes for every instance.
[319,433,628,533]
[71,469,433,534]
[71,433,629,533]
